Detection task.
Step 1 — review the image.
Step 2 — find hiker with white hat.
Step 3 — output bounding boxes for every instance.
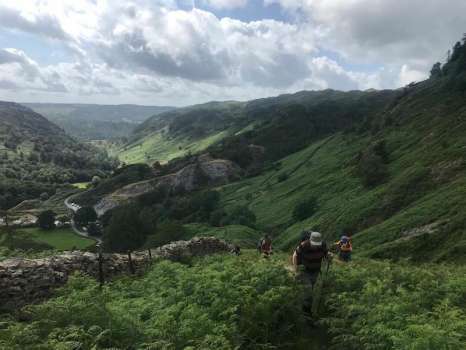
[292,231,329,314]
[292,231,328,283]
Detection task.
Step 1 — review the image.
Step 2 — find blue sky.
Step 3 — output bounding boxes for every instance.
[0,0,464,105]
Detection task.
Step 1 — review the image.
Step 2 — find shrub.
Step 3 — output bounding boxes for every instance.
[225,205,257,228]
[102,205,149,253]
[145,221,186,248]
[277,172,289,183]
[38,210,56,230]
[74,206,98,227]
[292,197,318,221]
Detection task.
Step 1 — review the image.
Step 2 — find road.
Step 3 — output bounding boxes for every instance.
[64,194,102,243]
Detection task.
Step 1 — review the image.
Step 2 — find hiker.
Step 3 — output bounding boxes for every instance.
[335,235,352,262]
[292,231,329,287]
[259,234,273,258]
[292,231,329,314]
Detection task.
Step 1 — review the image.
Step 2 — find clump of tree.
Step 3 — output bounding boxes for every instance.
[224,205,256,228]
[145,221,186,248]
[74,206,98,227]
[38,210,56,230]
[292,197,318,222]
[102,204,152,253]
[357,139,389,187]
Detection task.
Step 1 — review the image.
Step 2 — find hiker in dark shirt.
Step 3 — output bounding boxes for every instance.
[292,231,328,286]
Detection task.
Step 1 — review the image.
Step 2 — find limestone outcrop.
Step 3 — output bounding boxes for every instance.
[94,155,241,215]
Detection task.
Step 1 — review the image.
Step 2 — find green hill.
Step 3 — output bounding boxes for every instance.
[0,101,116,209]
[217,78,466,262]
[25,103,175,141]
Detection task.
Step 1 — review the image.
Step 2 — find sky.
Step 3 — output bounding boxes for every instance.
[0,0,464,106]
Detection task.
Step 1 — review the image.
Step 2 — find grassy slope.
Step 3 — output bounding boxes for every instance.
[118,129,229,164]
[20,227,95,250]
[183,223,263,247]
[218,83,466,262]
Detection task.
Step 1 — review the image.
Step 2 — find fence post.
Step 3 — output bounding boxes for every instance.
[97,243,104,288]
[128,250,135,274]
[148,248,152,263]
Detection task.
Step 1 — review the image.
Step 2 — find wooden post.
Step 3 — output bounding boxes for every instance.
[148,248,152,262]
[98,246,104,288]
[128,250,135,274]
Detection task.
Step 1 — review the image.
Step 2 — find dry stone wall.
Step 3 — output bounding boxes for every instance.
[0,237,234,310]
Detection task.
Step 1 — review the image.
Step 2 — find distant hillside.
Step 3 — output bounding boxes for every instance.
[25,103,175,141]
[119,90,396,165]
[0,102,117,209]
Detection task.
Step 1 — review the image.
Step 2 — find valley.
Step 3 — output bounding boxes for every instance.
[1,32,466,350]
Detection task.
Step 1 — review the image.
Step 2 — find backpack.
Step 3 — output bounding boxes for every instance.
[339,240,352,252]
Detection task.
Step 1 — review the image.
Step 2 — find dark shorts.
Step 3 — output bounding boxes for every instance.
[339,251,352,262]
[298,269,320,288]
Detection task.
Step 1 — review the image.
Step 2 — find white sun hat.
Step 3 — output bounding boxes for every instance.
[310,231,323,246]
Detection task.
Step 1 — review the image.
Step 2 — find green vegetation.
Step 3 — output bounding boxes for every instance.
[25,103,174,141]
[1,252,463,349]
[0,253,310,349]
[20,227,95,250]
[0,227,94,255]
[118,129,228,164]
[322,259,466,349]
[0,102,117,210]
[183,223,262,247]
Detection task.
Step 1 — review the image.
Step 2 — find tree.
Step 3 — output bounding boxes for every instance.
[430,62,442,79]
[87,222,102,236]
[38,210,56,230]
[74,206,98,227]
[102,205,148,253]
[225,205,256,228]
[145,221,186,248]
[40,192,50,201]
[292,197,318,222]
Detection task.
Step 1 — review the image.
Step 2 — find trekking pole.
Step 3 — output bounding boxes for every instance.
[311,257,332,318]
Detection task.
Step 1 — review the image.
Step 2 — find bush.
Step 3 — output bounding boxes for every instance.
[74,206,98,227]
[38,210,56,230]
[102,205,149,252]
[145,221,186,248]
[292,197,318,221]
[225,205,256,228]
[357,141,389,187]
[277,172,289,183]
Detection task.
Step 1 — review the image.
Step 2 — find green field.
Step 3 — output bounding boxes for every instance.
[72,182,90,189]
[15,227,95,250]
[118,130,229,164]
[18,227,95,250]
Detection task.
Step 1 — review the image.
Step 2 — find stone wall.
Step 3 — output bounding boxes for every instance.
[0,237,234,310]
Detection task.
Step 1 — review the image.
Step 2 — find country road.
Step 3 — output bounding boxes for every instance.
[64,194,102,243]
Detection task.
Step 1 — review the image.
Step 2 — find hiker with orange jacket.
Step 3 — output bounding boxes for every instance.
[335,235,352,262]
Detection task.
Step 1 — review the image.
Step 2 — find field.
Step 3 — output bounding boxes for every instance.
[72,182,90,189]
[118,130,229,164]
[0,227,95,255]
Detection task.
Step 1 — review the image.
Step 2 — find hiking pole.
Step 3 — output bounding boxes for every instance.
[311,257,332,318]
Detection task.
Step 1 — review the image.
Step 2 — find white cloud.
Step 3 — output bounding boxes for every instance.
[201,0,248,10]
[0,0,463,105]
